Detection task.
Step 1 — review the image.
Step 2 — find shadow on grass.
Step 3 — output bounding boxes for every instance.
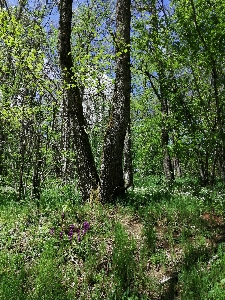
[116,187,172,210]
[160,231,225,299]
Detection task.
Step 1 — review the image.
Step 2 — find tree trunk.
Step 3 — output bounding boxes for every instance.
[100,0,131,202]
[58,0,99,201]
[173,157,182,178]
[18,122,26,200]
[123,121,133,189]
[161,128,174,182]
[198,151,209,185]
[32,132,42,205]
[161,99,174,181]
[58,0,131,202]
[0,120,5,176]
[60,94,71,181]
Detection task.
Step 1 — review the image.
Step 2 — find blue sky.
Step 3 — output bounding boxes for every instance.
[8,0,171,29]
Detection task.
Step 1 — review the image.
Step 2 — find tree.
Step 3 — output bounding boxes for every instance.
[100,0,131,201]
[131,0,176,181]
[0,6,47,199]
[58,0,131,202]
[58,0,100,201]
[0,3,65,200]
[171,0,225,184]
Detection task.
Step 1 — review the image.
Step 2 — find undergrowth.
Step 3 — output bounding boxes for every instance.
[0,177,225,299]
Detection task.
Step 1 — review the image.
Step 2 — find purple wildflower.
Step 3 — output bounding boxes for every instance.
[68,230,73,240]
[77,230,81,242]
[60,231,63,239]
[80,221,90,237]
[70,224,75,231]
[83,221,90,232]
[67,224,75,241]
[50,227,55,235]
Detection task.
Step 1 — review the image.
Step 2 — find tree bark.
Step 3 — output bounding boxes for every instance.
[32,132,42,204]
[0,120,5,176]
[100,0,131,202]
[58,0,99,201]
[161,97,174,182]
[123,121,133,189]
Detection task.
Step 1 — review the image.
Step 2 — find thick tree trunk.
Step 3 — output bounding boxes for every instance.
[58,0,99,201]
[100,0,131,202]
[58,0,131,202]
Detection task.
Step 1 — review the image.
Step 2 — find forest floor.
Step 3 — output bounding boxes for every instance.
[1,177,225,299]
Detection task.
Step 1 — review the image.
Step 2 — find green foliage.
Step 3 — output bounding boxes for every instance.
[2,0,225,193]
[142,221,156,254]
[1,177,225,299]
[112,223,136,296]
[180,244,225,300]
[0,253,28,300]
[30,244,68,300]
[1,0,225,296]
[39,180,81,209]
[131,92,163,176]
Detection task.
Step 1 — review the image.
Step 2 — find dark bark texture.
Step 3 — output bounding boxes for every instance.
[100,0,131,202]
[58,0,99,201]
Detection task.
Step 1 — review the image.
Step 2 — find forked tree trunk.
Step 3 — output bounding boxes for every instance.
[58,0,99,201]
[58,0,131,202]
[100,0,131,202]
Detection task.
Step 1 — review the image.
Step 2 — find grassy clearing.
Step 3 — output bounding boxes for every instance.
[0,177,225,299]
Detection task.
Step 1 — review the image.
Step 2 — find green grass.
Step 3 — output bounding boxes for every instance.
[0,177,225,299]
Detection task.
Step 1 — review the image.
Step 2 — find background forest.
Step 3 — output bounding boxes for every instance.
[1,0,225,198]
[1,0,225,299]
